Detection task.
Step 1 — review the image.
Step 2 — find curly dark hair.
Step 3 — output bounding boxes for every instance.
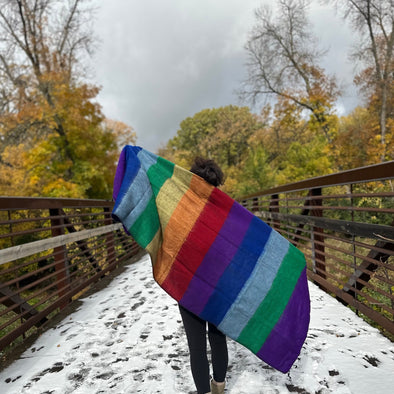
[190,157,224,187]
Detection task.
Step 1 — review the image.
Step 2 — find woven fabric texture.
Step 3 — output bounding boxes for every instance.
[112,145,310,373]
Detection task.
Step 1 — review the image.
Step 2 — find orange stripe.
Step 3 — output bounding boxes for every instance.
[161,188,234,300]
[153,175,213,284]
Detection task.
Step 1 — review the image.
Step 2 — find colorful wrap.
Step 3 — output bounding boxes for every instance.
[112,145,310,373]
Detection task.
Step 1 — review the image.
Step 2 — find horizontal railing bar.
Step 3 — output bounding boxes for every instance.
[322,234,394,262]
[0,245,139,350]
[0,248,62,277]
[0,217,111,240]
[323,240,394,268]
[241,160,394,199]
[275,205,394,214]
[322,250,394,289]
[0,197,114,210]
[0,223,123,265]
[243,191,394,202]
[0,210,110,226]
[0,239,128,324]
[0,196,140,353]
[1,233,128,295]
[0,261,100,335]
[337,274,394,313]
[258,211,394,240]
[309,271,394,335]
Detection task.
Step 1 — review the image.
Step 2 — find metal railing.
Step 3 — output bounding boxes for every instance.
[1,161,393,357]
[0,197,140,355]
[240,161,394,338]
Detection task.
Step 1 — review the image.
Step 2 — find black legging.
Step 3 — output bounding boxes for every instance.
[179,305,228,394]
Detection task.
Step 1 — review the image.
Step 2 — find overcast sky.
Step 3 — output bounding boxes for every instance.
[90,0,360,152]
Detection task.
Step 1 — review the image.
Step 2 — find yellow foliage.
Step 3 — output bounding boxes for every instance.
[0,145,30,196]
[42,178,85,198]
[0,66,135,199]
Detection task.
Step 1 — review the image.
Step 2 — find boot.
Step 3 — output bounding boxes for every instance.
[211,380,225,394]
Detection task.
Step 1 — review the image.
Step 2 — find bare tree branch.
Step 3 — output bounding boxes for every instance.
[240,0,339,141]
[0,0,96,177]
[325,0,393,160]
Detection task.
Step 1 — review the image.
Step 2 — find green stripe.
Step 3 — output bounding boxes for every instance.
[237,245,306,352]
[148,157,175,197]
[129,157,175,249]
[130,196,160,248]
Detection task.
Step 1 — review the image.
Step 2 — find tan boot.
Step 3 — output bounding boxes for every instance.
[211,379,225,394]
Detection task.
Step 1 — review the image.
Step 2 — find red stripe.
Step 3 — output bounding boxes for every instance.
[161,188,234,300]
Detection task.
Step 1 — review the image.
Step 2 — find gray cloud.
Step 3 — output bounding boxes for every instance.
[90,0,360,152]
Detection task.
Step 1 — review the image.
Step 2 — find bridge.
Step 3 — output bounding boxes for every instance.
[0,161,393,392]
[0,253,393,393]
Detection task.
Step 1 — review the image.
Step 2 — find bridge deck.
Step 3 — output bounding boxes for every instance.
[0,254,393,394]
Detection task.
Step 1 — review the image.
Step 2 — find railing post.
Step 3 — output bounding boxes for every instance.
[251,197,259,212]
[310,188,326,279]
[104,207,116,269]
[49,208,70,309]
[269,194,280,230]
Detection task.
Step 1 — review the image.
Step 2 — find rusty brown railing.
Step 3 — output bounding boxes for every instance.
[240,161,394,338]
[0,197,140,355]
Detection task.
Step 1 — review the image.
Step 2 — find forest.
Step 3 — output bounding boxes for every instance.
[0,0,393,200]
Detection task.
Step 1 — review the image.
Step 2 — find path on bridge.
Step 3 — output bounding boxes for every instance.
[1,254,393,394]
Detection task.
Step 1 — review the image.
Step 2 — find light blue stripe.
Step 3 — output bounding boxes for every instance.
[113,150,158,229]
[138,149,158,171]
[122,186,153,231]
[218,231,289,338]
[113,168,153,232]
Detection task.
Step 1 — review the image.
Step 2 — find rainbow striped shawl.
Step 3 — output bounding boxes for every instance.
[112,146,310,373]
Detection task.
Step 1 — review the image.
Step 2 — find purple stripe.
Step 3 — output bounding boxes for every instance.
[180,203,253,315]
[256,268,310,373]
[112,148,126,200]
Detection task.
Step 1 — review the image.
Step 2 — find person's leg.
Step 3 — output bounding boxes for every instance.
[179,305,211,394]
[207,323,228,383]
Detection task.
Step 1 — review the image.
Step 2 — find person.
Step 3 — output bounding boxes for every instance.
[179,157,228,394]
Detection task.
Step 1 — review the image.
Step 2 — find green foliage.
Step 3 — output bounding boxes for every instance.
[161,102,339,197]
[231,146,276,198]
[277,135,333,184]
[165,105,264,166]
[161,105,268,195]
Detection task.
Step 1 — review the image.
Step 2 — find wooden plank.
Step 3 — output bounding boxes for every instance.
[0,223,123,265]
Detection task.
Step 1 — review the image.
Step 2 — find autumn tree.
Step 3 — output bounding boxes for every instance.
[0,0,135,198]
[159,106,266,194]
[162,106,264,168]
[261,98,307,163]
[332,107,372,169]
[0,0,93,155]
[241,0,339,142]
[244,99,334,189]
[232,131,276,198]
[326,0,393,161]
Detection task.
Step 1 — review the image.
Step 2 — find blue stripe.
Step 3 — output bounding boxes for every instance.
[199,216,272,325]
[218,230,289,338]
[113,146,156,229]
[112,148,140,216]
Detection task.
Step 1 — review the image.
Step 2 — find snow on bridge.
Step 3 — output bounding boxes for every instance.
[0,254,393,394]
